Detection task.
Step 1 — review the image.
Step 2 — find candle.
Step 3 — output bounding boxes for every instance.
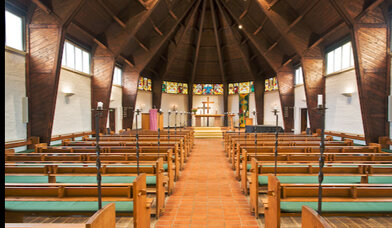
[97,101,103,110]
[273,105,278,111]
[318,94,323,106]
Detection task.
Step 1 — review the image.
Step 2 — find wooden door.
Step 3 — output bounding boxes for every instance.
[300,108,307,133]
[109,108,115,132]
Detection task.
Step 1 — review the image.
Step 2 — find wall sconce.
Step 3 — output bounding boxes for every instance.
[341,92,353,97]
[64,92,75,97]
[63,91,75,104]
[171,104,177,111]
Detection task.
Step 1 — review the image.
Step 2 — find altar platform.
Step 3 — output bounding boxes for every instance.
[193,127,223,139]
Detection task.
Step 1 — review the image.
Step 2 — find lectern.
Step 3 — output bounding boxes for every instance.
[141,109,163,130]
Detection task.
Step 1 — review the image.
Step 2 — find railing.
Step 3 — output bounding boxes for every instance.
[319,130,366,142]
[5,131,95,149]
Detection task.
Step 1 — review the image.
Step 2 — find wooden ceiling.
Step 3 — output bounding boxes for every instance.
[7,0,386,84]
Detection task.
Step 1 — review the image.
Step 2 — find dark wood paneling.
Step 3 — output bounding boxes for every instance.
[122,64,139,129]
[254,78,265,125]
[152,76,163,109]
[91,46,115,133]
[276,69,294,132]
[301,55,324,133]
[351,7,388,143]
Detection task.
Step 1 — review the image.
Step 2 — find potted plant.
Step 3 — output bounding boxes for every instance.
[191,108,198,114]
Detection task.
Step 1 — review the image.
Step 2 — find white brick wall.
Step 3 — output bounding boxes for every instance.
[161,93,188,127]
[5,51,27,141]
[52,68,92,135]
[264,91,284,127]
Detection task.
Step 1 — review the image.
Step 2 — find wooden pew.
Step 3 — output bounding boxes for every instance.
[240,150,392,194]
[5,203,116,228]
[238,145,385,182]
[249,161,392,217]
[5,159,166,218]
[301,206,332,228]
[5,152,176,194]
[35,144,185,173]
[264,175,392,226]
[5,174,151,228]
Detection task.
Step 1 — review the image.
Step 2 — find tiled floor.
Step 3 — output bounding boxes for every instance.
[155,139,261,228]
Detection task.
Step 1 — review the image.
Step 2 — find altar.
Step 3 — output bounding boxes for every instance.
[194,114,235,128]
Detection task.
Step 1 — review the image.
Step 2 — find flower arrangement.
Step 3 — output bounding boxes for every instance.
[191,108,198,114]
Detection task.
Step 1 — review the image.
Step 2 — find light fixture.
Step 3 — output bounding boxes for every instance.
[64,92,75,97]
[341,92,353,97]
[238,24,243,29]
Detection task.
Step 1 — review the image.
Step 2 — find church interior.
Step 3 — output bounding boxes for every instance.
[4,0,392,227]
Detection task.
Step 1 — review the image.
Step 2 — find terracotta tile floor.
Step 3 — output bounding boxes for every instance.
[155,139,261,228]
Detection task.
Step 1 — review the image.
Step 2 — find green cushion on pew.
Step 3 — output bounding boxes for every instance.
[280,202,392,213]
[258,176,362,185]
[368,176,392,184]
[5,175,157,185]
[163,164,168,171]
[5,176,49,183]
[5,201,133,212]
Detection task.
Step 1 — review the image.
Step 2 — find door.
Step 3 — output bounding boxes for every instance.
[109,108,116,133]
[300,108,307,133]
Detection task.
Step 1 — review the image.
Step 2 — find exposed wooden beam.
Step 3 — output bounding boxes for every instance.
[71,21,108,49]
[283,0,321,34]
[355,0,385,21]
[328,0,354,27]
[118,55,135,67]
[239,0,251,19]
[150,19,164,36]
[169,9,178,20]
[122,65,139,129]
[134,37,150,52]
[97,0,126,28]
[268,0,281,9]
[190,0,207,85]
[31,0,52,14]
[160,0,202,81]
[253,17,268,35]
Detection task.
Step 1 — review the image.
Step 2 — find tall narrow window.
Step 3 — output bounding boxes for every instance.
[62,41,91,74]
[325,41,354,75]
[294,66,303,85]
[5,10,24,51]
[113,66,122,86]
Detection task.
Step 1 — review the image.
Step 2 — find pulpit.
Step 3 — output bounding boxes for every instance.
[245,117,253,126]
[142,109,163,130]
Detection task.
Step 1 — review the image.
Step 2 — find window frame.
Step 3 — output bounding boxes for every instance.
[5,8,25,52]
[294,65,304,86]
[113,65,123,86]
[62,39,92,75]
[324,37,354,76]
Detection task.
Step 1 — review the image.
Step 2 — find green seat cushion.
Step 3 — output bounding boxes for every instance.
[6,175,157,185]
[368,176,392,184]
[163,164,168,171]
[258,176,362,185]
[5,176,49,183]
[281,202,392,213]
[5,201,133,212]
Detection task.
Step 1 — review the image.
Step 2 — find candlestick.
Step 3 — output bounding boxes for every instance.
[318,94,323,107]
[97,101,103,110]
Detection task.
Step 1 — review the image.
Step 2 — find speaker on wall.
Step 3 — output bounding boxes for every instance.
[22,97,28,123]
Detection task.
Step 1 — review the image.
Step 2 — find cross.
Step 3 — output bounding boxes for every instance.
[198,97,214,114]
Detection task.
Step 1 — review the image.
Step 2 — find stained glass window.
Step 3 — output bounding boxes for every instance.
[193,84,203,95]
[138,77,152,91]
[250,81,254,92]
[214,84,223,95]
[183,83,188,94]
[203,84,213,95]
[162,81,167,92]
[239,82,250,94]
[167,82,178,94]
[265,77,278,92]
[229,84,234,94]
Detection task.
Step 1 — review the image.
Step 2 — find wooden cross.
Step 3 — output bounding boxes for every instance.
[199,97,214,114]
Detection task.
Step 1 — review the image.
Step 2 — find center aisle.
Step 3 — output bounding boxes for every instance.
[155,138,261,228]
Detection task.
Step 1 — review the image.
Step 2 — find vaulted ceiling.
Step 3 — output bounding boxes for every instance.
[8,0,383,84]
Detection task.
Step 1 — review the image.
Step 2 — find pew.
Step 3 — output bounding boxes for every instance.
[249,160,392,217]
[264,175,392,226]
[5,152,175,194]
[301,206,332,228]
[5,158,166,217]
[5,203,116,228]
[5,174,151,228]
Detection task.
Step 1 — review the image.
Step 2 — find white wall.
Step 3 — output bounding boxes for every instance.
[228,94,257,126]
[293,84,309,134]
[161,93,188,127]
[107,85,123,133]
[264,91,284,127]
[133,90,153,129]
[325,69,364,135]
[193,95,224,126]
[5,50,27,142]
[52,68,92,135]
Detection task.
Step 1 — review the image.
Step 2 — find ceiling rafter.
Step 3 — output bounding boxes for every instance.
[71,21,108,48]
[239,0,251,19]
[283,0,321,34]
[190,0,208,85]
[328,0,354,27]
[136,0,196,72]
[220,0,284,72]
[215,0,258,81]
[97,0,126,28]
[253,17,268,35]
[159,0,202,81]
[210,0,226,84]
